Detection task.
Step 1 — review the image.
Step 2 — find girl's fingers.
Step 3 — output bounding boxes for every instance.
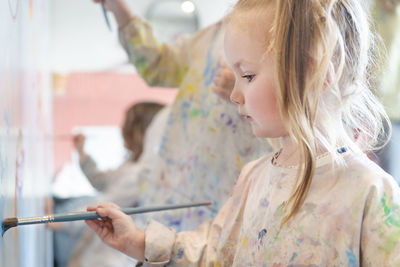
[86,217,112,234]
[97,206,125,220]
[87,206,97,211]
[86,203,124,232]
[85,219,101,233]
[86,203,124,222]
[102,202,121,209]
[104,220,114,231]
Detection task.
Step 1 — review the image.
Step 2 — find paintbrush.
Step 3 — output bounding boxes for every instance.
[101,1,112,31]
[1,201,211,236]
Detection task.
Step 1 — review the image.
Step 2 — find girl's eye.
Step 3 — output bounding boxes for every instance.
[241,74,255,82]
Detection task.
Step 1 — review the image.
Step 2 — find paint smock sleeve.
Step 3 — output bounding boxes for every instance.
[79,155,111,191]
[118,16,193,88]
[360,174,400,266]
[136,160,255,267]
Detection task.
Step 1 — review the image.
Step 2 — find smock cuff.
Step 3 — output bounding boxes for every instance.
[136,220,176,267]
[118,17,142,50]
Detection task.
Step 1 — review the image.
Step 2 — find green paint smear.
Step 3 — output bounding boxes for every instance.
[190,109,201,118]
[295,226,304,232]
[382,230,400,252]
[135,57,148,74]
[274,202,286,217]
[381,193,400,228]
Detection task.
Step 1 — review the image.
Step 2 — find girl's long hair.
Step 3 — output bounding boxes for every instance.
[227,0,391,223]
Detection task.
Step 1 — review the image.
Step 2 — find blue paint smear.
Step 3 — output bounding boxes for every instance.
[197,209,204,217]
[346,250,358,267]
[177,248,184,259]
[203,48,217,87]
[290,252,298,262]
[258,229,267,241]
[0,140,4,246]
[180,101,191,140]
[259,198,269,208]
[0,196,5,252]
[3,111,11,127]
[296,238,304,246]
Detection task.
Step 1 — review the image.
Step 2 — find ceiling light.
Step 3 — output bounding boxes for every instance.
[181,1,195,13]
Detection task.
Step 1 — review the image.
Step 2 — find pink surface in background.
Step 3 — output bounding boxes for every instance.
[53,72,178,174]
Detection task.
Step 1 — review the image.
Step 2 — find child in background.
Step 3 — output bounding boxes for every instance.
[66,104,172,267]
[50,102,164,267]
[74,102,164,193]
[86,0,400,266]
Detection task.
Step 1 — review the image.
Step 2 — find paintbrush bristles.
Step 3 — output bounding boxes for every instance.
[2,217,18,236]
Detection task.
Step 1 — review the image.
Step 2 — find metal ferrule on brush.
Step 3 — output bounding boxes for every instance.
[18,215,55,225]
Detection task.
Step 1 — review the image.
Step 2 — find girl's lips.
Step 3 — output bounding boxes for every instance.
[241,114,253,121]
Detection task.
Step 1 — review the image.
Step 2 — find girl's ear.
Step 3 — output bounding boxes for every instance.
[131,130,145,161]
[309,57,333,92]
[322,63,334,90]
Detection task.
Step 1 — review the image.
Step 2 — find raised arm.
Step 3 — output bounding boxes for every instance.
[78,155,113,191]
[93,0,133,28]
[93,0,192,88]
[73,134,117,191]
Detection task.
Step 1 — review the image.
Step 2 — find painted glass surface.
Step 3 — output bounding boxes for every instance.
[0,0,52,266]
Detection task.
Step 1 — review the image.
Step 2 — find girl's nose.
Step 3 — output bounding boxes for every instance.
[230,87,244,105]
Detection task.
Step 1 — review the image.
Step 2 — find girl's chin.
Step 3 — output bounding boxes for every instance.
[251,125,279,139]
[251,127,268,138]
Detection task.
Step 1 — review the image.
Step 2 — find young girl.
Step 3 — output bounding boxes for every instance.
[85,0,400,265]
[73,102,164,192]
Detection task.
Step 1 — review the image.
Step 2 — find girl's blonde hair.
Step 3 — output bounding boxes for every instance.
[227,0,391,223]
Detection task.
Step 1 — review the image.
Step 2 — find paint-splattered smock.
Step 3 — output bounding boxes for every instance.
[119,17,269,230]
[137,152,400,266]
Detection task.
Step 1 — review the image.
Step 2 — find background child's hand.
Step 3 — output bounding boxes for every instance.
[212,61,236,102]
[85,203,145,261]
[93,0,122,14]
[92,0,133,28]
[73,134,86,156]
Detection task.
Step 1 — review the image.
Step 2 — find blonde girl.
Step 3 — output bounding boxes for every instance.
[85,0,400,266]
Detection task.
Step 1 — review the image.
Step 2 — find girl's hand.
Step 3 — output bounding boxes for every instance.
[85,203,145,261]
[92,0,133,28]
[212,61,236,102]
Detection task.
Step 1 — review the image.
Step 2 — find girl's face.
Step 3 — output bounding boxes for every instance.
[224,17,287,138]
